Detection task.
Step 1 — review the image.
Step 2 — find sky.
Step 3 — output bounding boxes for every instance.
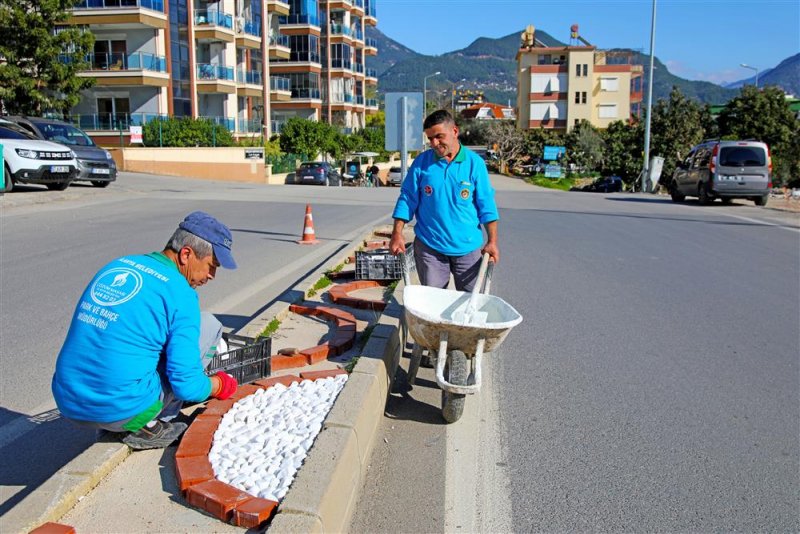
[375,0,800,86]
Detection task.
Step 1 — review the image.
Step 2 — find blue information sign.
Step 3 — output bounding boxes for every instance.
[543,145,566,161]
[544,164,563,178]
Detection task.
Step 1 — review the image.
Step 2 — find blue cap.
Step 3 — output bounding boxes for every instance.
[179,211,237,270]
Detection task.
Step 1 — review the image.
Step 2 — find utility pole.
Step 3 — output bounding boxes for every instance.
[641,0,657,193]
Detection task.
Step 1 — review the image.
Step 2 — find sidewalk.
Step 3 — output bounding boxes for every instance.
[9,226,412,533]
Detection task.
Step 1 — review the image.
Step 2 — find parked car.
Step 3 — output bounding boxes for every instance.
[1,124,77,192]
[4,116,117,187]
[294,161,341,186]
[388,166,403,186]
[576,175,623,193]
[668,139,771,206]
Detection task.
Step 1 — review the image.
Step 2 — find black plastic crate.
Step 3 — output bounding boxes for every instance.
[206,333,271,384]
[355,245,414,281]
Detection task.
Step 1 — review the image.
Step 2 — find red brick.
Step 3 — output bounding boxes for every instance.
[277,347,300,355]
[232,497,279,528]
[228,383,261,403]
[254,375,302,388]
[175,455,216,492]
[202,398,236,416]
[288,303,316,315]
[328,286,346,298]
[321,307,356,322]
[193,413,222,425]
[175,418,218,458]
[300,344,332,364]
[336,318,357,330]
[185,479,253,522]
[271,354,309,371]
[300,368,348,380]
[29,523,76,534]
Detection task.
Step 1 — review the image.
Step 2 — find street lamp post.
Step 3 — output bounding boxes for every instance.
[423,71,441,116]
[740,63,759,88]
[642,0,657,193]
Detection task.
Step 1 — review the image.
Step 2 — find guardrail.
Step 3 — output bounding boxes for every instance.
[194,8,233,29]
[73,0,164,11]
[197,63,234,81]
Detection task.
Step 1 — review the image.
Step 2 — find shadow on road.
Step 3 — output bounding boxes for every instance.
[0,406,96,516]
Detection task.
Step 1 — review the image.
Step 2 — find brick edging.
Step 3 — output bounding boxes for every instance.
[328,280,389,311]
[176,369,348,529]
[269,305,358,371]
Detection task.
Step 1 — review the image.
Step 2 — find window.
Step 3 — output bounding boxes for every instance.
[600,77,619,92]
[574,119,580,127]
[720,146,767,167]
[575,91,580,104]
[582,64,588,76]
[598,104,618,119]
[575,63,580,76]
[581,91,587,104]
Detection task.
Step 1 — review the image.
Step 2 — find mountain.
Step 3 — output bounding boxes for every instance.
[367,27,794,106]
[724,53,800,95]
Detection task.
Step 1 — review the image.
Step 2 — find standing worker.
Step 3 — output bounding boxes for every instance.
[389,109,499,291]
[52,211,240,450]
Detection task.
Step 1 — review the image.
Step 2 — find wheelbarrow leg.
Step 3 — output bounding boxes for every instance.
[407,343,423,385]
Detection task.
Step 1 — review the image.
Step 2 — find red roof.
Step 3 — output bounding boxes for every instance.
[460,103,515,120]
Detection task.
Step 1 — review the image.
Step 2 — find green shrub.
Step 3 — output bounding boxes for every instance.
[143,117,234,147]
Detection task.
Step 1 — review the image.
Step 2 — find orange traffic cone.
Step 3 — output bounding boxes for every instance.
[297,204,320,245]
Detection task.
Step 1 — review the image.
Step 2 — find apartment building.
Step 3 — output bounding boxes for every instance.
[516,25,643,132]
[62,0,377,139]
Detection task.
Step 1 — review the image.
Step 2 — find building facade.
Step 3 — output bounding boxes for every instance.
[516,26,643,132]
[62,0,377,139]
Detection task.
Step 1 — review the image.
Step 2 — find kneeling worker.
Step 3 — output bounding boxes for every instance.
[52,211,240,449]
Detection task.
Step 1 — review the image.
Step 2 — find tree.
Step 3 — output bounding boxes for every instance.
[0,0,95,115]
[142,117,233,147]
[278,118,339,160]
[601,120,643,184]
[485,121,526,174]
[649,86,708,181]
[565,120,605,174]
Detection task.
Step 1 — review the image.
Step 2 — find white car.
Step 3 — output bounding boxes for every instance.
[388,166,403,186]
[1,124,77,192]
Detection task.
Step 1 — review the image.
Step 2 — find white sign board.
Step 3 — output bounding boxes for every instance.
[385,92,423,151]
[648,155,664,192]
[130,125,143,145]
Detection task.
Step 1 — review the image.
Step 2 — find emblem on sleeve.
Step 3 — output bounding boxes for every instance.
[424,185,433,196]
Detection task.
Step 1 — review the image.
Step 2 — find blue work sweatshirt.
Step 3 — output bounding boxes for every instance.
[52,252,211,423]
[392,145,498,256]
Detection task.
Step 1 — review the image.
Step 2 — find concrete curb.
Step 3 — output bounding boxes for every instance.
[6,224,396,533]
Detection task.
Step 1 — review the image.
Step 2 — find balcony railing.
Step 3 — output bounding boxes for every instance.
[63,52,167,72]
[352,63,364,74]
[279,13,320,26]
[293,88,321,99]
[366,98,378,108]
[236,68,263,85]
[352,28,363,41]
[269,33,289,47]
[270,76,290,91]
[73,0,165,12]
[365,67,377,78]
[200,116,235,131]
[355,95,364,105]
[353,0,364,9]
[237,118,262,133]
[242,19,261,37]
[271,120,286,134]
[194,8,233,29]
[365,37,377,49]
[196,63,234,81]
[329,23,351,37]
[365,1,376,18]
[331,58,352,69]
[67,112,167,131]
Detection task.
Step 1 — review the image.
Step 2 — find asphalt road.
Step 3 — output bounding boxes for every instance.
[0,174,398,516]
[350,178,800,531]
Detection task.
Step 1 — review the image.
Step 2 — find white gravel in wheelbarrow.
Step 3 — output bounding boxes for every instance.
[208,374,348,502]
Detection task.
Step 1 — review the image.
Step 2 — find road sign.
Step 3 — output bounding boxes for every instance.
[244,148,264,159]
[385,92,423,151]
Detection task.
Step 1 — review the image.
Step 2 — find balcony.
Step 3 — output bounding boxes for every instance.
[67,112,167,131]
[364,0,377,24]
[352,27,363,41]
[352,63,364,75]
[329,58,352,71]
[364,37,377,55]
[196,63,236,93]
[329,23,352,39]
[236,68,263,96]
[266,0,290,16]
[355,95,364,106]
[268,33,290,60]
[271,119,286,134]
[236,19,261,48]
[194,9,235,43]
[292,88,321,100]
[366,98,378,108]
[200,116,235,131]
[279,13,320,27]
[365,67,377,78]
[353,0,364,12]
[270,76,292,101]
[69,0,167,29]
[237,118,262,134]
[68,52,169,86]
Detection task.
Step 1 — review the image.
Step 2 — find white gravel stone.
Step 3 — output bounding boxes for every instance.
[209,373,348,502]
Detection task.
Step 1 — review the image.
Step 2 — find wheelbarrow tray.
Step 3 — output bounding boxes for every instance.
[403,285,522,355]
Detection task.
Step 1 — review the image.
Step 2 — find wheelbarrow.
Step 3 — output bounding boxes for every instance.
[401,253,523,423]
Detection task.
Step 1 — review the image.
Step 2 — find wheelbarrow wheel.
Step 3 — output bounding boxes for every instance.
[407,343,423,385]
[441,350,467,423]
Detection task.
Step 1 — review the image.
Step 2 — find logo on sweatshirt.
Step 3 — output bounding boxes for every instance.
[90,268,143,306]
[460,188,470,200]
[424,185,433,196]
